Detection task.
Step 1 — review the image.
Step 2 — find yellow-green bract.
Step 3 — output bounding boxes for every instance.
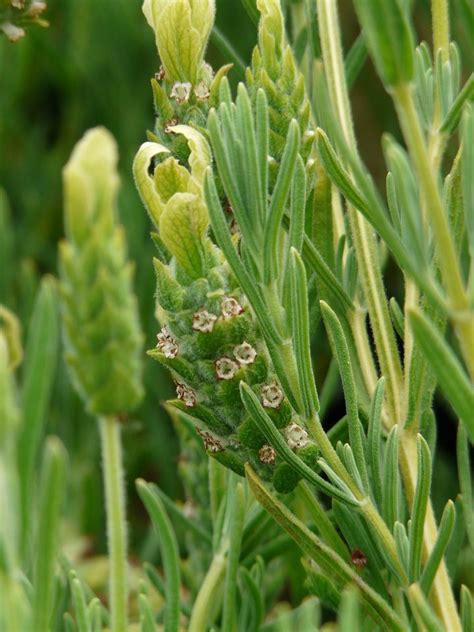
[142,0,215,84]
[59,127,143,416]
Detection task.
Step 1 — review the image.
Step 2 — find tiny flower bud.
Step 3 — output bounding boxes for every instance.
[259,444,276,465]
[233,341,257,365]
[170,82,192,104]
[155,65,166,81]
[215,357,239,380]
[197,428,224,453]
[284,422,309,450]
[193,309,217,333]
[221,297,243,319]
[351,548,367,568]
[164,117,179,134]
[261,382,283,409]
[176,383,196,407]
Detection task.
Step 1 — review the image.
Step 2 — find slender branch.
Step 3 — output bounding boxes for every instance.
[392,83,473,379]
[99,416,128,632]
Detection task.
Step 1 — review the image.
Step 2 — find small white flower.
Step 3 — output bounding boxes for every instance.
[259,444,276,465]
[193,309,217,333]
[221,297,243,319]
[234,342,257,365]
[156,326,179,358]
[197,429,224,453]
[261,382,283,409]
[176,383,196,407]
[215,357,239,380]
[284,423,309,450]
[194,82,210,100]
[156,325,172,345]
[170,82,192,104]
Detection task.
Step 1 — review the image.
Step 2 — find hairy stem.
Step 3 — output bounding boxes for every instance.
[431,0,450,62]
[99,416,128,632]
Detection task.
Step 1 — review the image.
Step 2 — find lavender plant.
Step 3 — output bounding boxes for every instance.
[132,0,474,630]
[1,0,473,631]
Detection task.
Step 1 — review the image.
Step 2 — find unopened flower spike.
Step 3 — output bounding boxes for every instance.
[60,127,143,416]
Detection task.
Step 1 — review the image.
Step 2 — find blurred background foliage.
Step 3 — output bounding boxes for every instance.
[0,0,471,566]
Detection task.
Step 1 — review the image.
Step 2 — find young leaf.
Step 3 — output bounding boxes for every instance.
[222,481,246,632]
[460,584,473,632]
[263,120,300,283]
[69,572,91,632]
[288,249,319,417]
[18,277,59,551]
[338,587,360,632]
[320,301,369,492]
[136,480,181,632]
[382,426,400,530]
[409,308,474,442]
[408,584,444,632]
[457,424,474,549]
[32,437,67,632]
[420,500,455,595]
[367,378,385,509]
[408,435,432,582]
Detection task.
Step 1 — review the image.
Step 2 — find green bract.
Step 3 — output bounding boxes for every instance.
[142,0,215,84]
[60,127,143,416]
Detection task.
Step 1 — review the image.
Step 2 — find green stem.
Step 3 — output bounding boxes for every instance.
[99,416,128,632]
[431,0,450,62]
[188,550,227,632]
[392,83,473,379]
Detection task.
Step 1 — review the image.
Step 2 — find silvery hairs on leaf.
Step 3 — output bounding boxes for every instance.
[59,127,144,416]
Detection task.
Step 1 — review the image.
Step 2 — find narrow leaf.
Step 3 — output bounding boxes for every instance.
[263,120,300,283]
[32,437,67,632]
[408,435,432,581]
[320,301,369,492]
[420,500,455,595]
[136,480,181,632]
[288,249,319,417]
[409,308,474,442]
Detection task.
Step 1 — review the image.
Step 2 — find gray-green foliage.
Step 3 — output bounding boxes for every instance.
[1,0,473,630]
[133,0,473,630]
